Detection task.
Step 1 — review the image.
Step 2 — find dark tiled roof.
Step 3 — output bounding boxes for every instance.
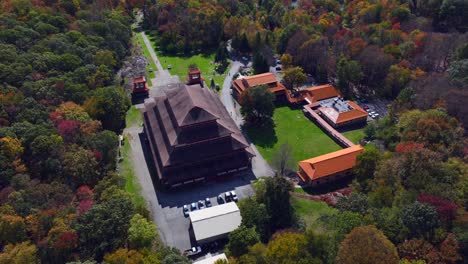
[142,84,254,183]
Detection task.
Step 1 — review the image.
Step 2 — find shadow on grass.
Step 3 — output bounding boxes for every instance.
[337,122,367,133]
[298,177,353,195]
[146,30,215,57]
[242,119,278,148]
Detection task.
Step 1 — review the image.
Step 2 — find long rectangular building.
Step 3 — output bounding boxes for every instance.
[297,145,364,186]
[189,202,242,244]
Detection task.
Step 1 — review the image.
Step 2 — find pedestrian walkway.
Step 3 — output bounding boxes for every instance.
[139,31,179,88]
[303,104,355,148]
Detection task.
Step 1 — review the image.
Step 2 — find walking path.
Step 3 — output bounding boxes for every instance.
[303,104,355,148]
[220,61,275,177]
[140,31,180,88]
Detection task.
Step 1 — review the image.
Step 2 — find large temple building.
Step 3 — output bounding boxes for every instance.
[141,84,255,188]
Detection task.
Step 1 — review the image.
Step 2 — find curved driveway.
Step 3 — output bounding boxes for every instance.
[219,62,274,177]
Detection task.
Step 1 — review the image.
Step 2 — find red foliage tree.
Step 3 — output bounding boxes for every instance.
[53,231,78,251]
[395,142,425,153]
[398,239,434,261]
[418,193,458,225]
[57,120,80,142]
[439,233,462,263]
[77,200,93,215]
[76,186,93,202]
[49,111,63,125]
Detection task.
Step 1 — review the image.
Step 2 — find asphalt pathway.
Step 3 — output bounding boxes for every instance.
[123,30,180,247]
[220,61,274,177]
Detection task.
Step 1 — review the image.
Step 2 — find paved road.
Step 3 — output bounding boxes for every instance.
[124,126,174,246]
[220,61,274,177]
[140,31,180,87]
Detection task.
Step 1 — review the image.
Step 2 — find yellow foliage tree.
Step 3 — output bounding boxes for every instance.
[336,225,399,264]
[0,137,23,160]
[104,248,144,264]
[0,241,38,264]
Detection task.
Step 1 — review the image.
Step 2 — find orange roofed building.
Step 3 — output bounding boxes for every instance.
[132,76,149,95]
[290,84,367,128]
[187,68,204,86]
[297,145,364,187]
[231,73,286,100]
[317,99,368,128]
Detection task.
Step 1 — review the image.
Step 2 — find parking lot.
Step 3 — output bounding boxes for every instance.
[357,98,389,121]
[154,174,255,251]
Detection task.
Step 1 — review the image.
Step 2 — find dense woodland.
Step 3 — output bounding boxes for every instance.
[0,0,467,263]
[143,0,468,263]
[0,0,191,263]
[144,0,468,126]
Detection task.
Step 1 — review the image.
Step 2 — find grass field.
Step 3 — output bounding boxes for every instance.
[246,106,342,164]
[145,31,227,89]
[120,106,145,207]
[125,105,143,128]
[342,128,366,144]
[291,196,337,227]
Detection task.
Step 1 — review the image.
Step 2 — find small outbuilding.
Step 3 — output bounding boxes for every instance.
[132,76,149,95]
[189,202,242,244]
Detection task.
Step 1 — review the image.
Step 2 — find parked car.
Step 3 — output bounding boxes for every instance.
[368,111,376,117]
[276,59,281,64]
[241,56,248,61]
[184,246,202,257]
[190,202,197,211]
[198,200,205,209]
[183,205,189,217]
[225,191,231,202]
[363,105,369,110]
[231,191,238,202]
[205,198,212,207]
[167,65,172,69]
[149,67,153,72]
[372,113,380,119]
[275,66,282,71]
[218,195,224,204]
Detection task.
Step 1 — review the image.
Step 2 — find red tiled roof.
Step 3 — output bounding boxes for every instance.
[304,84,341,102]
[298,145,364,180]
[319,100,368,125]
[134,76,146,83]
[189,68,201,74]
[335,101,368,124]
[232,73,286,95]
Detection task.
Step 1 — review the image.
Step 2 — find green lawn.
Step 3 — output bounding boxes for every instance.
[125,105,143,128]
[135,33,156,86]
[145,31,227,90]
[246,106,342,164]
[342,127,366,144]
[291,196,337,227]
[120,106,145,207]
